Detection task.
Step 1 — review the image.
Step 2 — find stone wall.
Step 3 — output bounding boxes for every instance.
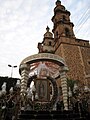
[55,38,90,86]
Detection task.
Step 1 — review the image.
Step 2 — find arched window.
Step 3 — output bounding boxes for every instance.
[65,28,70,37]
[56,31,58,38]
[49,41,52,46]
[63,15,66,21]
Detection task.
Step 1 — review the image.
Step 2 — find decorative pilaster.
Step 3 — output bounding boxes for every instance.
[19,64,30,107]
[60,66,68,110]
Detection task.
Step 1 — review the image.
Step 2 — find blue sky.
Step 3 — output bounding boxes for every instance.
[0,0,90,78]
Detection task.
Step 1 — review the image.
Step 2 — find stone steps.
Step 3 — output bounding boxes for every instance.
[18,110,90,120]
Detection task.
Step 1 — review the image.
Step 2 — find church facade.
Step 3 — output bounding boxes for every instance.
[38,0,90,87]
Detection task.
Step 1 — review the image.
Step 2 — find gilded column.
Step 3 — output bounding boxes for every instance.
[60,66,68,110]
[20,63,30,107]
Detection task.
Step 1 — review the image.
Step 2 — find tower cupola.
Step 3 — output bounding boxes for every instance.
[38,26,54,53]
[55,0,66,12]
[44,26,53,38]
[52,0,75,39]
[56,0,61,6]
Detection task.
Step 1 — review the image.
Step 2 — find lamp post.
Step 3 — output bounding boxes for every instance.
[8,64,17,77]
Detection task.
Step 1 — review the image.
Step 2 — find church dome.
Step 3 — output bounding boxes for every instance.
[44,26,53,38]
[54,0,65,12]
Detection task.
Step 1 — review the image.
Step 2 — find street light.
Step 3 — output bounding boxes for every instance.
[8,64,17,77]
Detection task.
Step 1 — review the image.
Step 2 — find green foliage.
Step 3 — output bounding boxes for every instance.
[67,78,78,92]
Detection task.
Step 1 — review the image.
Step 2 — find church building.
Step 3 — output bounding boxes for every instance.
[0,1,90,119]
[38,0,90,87]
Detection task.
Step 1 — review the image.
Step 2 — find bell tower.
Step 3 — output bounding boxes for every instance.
[52,0,90,86]
[52,0,75,40]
